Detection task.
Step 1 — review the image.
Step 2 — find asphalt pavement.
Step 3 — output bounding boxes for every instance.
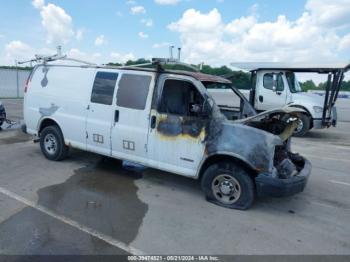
[0,98,349,255]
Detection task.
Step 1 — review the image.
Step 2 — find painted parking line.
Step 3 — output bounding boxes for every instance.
[329,180,350,186]
[0,186,144,255]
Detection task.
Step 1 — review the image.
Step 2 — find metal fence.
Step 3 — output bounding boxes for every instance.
[0,69,31,98]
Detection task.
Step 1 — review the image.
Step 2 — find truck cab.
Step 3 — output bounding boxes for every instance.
[230,62,349,136]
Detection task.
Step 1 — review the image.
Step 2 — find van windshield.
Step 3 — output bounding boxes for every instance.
[203,82,256,120]
[286,72,302,93]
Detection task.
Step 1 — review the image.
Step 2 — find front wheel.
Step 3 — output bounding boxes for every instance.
[201,161,255,210]
[282,113,311,137]
[40,125,69,161]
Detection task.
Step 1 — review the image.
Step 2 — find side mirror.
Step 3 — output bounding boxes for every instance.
[272,74,277,92]
[196,96,213,117]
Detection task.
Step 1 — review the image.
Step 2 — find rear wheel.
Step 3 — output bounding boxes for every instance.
[201,161,255,210]
[40,125,69,161]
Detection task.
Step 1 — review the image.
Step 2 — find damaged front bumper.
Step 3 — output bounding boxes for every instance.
[255,157,311,197]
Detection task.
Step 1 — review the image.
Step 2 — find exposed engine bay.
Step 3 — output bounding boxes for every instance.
[231,107,307,179]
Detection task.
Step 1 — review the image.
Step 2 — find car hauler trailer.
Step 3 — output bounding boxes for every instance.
[228,62,350,136]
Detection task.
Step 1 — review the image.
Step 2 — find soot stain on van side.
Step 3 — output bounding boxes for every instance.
[36,157,148,244]
[0,158,148,254]
[157,115,206,138]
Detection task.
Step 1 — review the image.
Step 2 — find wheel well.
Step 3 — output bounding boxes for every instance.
[39,118,59,134]
[198,154,257,181]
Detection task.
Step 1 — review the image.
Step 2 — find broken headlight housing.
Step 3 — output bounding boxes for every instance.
[273,145,305,179]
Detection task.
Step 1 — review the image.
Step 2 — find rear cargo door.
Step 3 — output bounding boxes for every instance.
[86,71,118,156]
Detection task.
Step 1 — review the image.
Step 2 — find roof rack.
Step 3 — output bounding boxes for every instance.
[18,46,97,66]
[120,58,200,72]
[18,46,200,72]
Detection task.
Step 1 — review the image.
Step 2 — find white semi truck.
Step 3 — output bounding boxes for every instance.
[216,63,349,136]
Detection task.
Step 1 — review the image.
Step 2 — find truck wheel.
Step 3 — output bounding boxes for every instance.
[282,113,310,137]
[201,161,255,210]
[40,125,69,161]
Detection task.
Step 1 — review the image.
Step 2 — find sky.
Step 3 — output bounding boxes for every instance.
[0,0,350,83]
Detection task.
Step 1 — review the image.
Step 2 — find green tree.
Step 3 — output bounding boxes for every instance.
[300,80,317,91]
[0,66,33,70]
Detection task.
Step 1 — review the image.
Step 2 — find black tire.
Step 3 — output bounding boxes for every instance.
[282,113,310,137]
[40,125,69,161]
[0,112,6,127]
[201,161,255,210]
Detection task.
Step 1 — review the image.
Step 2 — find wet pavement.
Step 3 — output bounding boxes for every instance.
[0,129,31,145]
[0,157,147,255]
[35,158,148,245]
[0,202,129,255]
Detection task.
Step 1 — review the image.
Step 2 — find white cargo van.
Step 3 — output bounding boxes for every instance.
[23,57,311,210]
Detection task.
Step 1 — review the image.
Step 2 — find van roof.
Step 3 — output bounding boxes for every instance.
[35,63,231,84]
[111,66,232,84]
[167,70,231,83]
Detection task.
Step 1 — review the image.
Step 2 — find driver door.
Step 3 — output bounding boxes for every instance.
[255,72,287,111]
[147,75,207,177]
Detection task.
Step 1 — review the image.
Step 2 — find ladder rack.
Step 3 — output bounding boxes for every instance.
[18,46,97,66]
[18,46,200,72]
[120,58,200,72]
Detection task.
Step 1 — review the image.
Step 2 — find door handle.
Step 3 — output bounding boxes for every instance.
[276,91,282,95]
[114,110,119,122]
[259,95,263,102]
[150,115,156,129]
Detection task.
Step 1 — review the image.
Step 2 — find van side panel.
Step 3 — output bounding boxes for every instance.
[24,65,96,150]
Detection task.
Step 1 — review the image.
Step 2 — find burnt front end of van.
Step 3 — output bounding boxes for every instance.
[238,108,312,197]
[255,144,311,197]
[206,107,312,198]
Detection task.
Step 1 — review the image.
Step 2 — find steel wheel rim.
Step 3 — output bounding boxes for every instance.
[44,134,57,155]
[294,119,304,133]
[286,117,303,134]
[211,174,241,204]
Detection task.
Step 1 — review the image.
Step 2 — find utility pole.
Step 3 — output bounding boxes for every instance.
[169,45,174,60]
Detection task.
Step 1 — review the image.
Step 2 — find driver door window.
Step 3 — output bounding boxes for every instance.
[263,73,284,91]
[276,73,284,92]
[159,79,204,117]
